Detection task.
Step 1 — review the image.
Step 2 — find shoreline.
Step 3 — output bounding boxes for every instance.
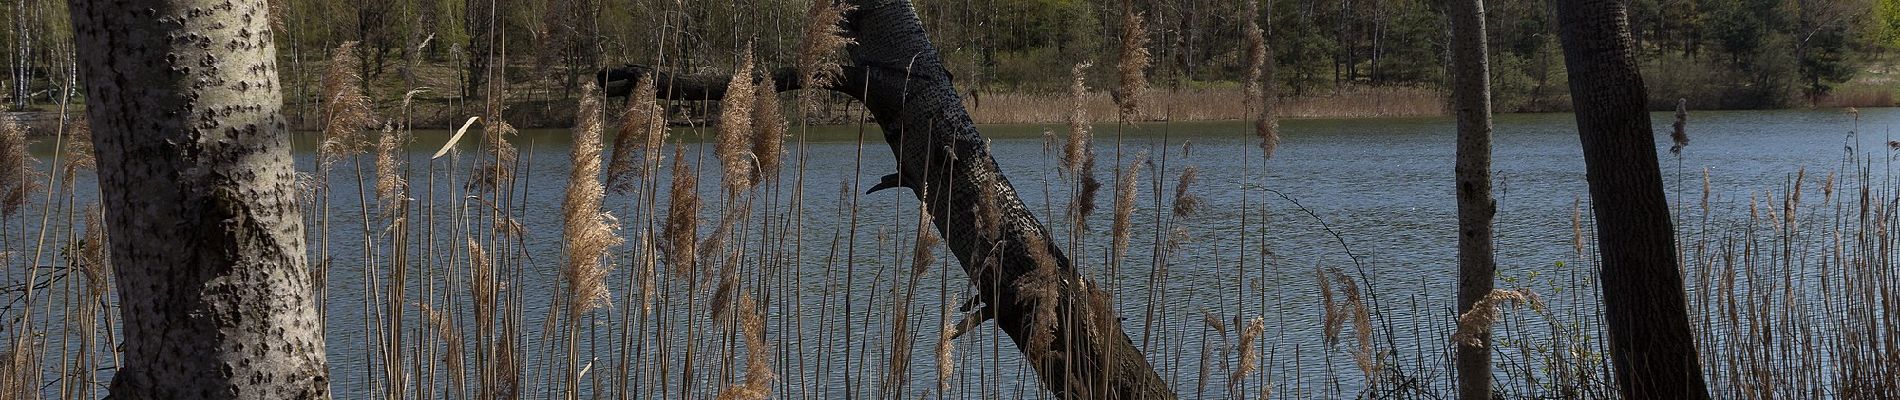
[7,86,1894,135]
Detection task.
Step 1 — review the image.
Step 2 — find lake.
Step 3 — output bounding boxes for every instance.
[7,107,1878,398]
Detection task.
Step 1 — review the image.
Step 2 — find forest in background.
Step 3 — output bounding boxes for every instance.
[4,0,1898,128]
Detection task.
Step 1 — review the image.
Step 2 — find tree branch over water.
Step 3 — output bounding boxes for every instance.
[603,1,1176,398]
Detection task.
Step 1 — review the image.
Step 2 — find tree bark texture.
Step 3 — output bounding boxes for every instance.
[842,3,1172,398]
[67,0,332,398]
[1553,0,1711,398]
[606,0,1176,398]
[1448,0,1498,399]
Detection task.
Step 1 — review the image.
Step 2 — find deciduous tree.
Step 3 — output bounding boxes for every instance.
[1554,0,1712,397]
[67,0,332,397]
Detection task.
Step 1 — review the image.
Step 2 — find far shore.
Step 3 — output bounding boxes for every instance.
[7,85,1894,136]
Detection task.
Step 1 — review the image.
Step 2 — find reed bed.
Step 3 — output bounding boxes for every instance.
[1815,86,1897,108]
[968,85,1446,124]
[2,10,1897,400]
[2,81,1898,400]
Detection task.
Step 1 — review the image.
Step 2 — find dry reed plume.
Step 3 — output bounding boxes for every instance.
[752,76,787,180]
[1232,317,1265,394]
[718,51,760,193]
[1671,98,1689,154]
[1064,63,1093,173]
[474,115,520,193]
[1172,166,1200,217]
[72,205,111,400]
[1203,313,1229,335]
[1016,230,1063,360]
[374,125,406,214]
[936,294,957,393]
[1450,288,1545,348]
[701,199,743,320]
[78,204,109,291]
[797,0,854,111]
[1116,0,1150,122]
[1821,171,1835,205]
[467,238,496,322]
[1196,315,1221,397]
[1317,265,1342,346]
[1331,270,1379,387]
[662,146,701,277]
[562,82,624,313]
[1066,63,1101,221]
[974,140,1006,243]
[0,336,37,400]
[318,41,374,168]
[1110,151,1146,269]
[0,115,37,216]
[912,202,941,272]
[59,118,93,191]
[886,202,940,395]
[713,294,774,400]
[637,234,657,313]
[707,220,739,322]
[419,303,467,393]
[608,73,666,193]
[1244,0,1279,159]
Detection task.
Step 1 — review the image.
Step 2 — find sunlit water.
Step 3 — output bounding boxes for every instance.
[8,107,1879,398]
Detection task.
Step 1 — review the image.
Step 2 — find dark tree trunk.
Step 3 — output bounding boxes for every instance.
[604,0,1177,398]
[66,0,332,398]
[466,0,495,98]
[1448,0,1497,398]
[1553,0,1711,398]
[842,3,1174,397]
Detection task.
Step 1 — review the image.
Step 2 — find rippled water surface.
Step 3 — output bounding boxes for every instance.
[20,107,1880,398]
[305,108,1885,398]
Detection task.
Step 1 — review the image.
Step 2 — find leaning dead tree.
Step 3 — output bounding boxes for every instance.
[602,0,1175,398]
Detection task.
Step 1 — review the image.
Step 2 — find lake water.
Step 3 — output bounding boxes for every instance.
[8,107,1880,398]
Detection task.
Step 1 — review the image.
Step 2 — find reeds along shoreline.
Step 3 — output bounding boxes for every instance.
[4,26,1900,400]
[969,85,1447,124]
[1,91,1897,400]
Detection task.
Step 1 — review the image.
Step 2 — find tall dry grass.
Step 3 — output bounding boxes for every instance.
[1815,86,1897,108]
[968,85,1445,124]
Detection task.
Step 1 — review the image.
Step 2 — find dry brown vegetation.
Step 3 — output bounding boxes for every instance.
[2,63,1896,400]
[968,85,1447,124]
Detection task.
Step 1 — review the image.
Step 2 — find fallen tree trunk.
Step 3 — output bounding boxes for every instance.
[604,1,1175,398]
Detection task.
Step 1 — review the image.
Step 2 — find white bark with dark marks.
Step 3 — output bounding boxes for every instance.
[1448,0,1498,398]
[67,0,331,398]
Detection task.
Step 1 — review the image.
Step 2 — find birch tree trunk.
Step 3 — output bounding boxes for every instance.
[66,0,332,398]
[1554,0,1711,398]
[1448,0,1498,398]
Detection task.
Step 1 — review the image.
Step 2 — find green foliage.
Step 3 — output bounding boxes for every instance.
[1367,0,1443,85]
[4,0,1887,111]
[1269,0,1339,95]
[1493,37,1570,112]
[1877,0,1900,48]
[1801,25,1860,98]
